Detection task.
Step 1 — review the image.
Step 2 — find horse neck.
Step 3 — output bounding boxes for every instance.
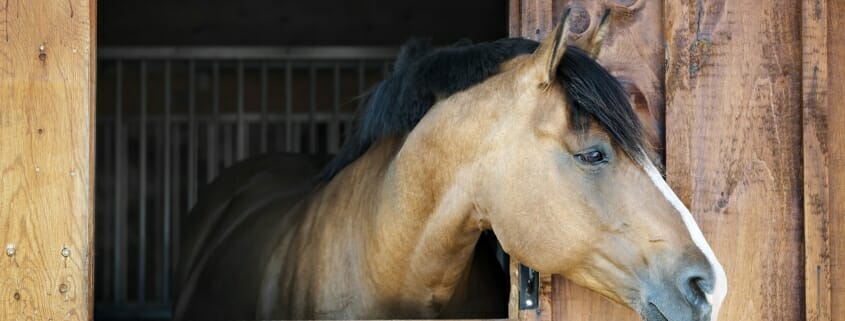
[330,113,487,313]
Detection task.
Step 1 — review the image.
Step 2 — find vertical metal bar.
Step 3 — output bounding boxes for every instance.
[275,123,284,153]
[353,60,365,138]
[383,60,390,78]
[293,123,301,153]
[331,63,341,153]
[152,114,164,291]
[188,61,197,208]
[162,61,173,303]
[207,62,220,182]
[113,60,124,305]
[223,125,233,167]
[102,119,114,301]
[236,60,246,160]
[285,61,293,152]
[260,62,269,154]
[182,61,195,284]
[138,60,148,303]
[171,124,182,304]
[309,64,317,154]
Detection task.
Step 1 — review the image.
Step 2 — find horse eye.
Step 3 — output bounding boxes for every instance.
[575,150,606,165]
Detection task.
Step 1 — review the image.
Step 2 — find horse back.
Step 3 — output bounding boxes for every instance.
[174,153,329,320]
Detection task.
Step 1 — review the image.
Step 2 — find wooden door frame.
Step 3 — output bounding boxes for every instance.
[0,0,96,320]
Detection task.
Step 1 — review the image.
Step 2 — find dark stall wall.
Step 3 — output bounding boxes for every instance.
[99,0,509,46]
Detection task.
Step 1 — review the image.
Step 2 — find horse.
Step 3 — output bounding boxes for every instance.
[174,10,727,321]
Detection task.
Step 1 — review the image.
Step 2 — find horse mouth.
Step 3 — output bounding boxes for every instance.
[641,302,669,321]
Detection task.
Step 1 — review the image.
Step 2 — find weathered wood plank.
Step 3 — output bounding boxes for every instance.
[511,0,555,40]
[827,2,845,319]
[0,0,95,320]
[802,0,830,319]
[665,1,803,320]
[804,0,845,320]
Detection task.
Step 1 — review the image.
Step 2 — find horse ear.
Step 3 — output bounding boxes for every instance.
[586,10,611,58]
[530,8,572,85]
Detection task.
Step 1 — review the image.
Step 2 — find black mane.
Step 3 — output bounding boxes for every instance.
[318,38,645,181]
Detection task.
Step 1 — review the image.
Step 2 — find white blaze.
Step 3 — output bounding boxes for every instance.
[642,160,728,321]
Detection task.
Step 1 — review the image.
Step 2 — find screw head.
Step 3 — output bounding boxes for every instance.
[5,244,15,257]
[60,247,71,258]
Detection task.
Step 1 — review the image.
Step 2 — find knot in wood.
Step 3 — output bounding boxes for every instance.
[568,7,591,34]
[689,38,712,76]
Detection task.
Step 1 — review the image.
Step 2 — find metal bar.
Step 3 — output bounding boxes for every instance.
[383,60,391,78]
[236,61,246,160]
[113,60,124,305]
[309,64,318,154]
[285,61,293,152]
[98,46,397,60]
[293,122,301,153]
[171,124,182,304]
[260,63,269,154]
[138,60,148,303]
[151,118,164,302]
[223,125,233,167]
[275,123,284,153]
[187,61,197,208]
[102,120,114,301]
[162,61,173,303]
[207,62,220,182]
[331,63,341,153]
[353,60,365,139]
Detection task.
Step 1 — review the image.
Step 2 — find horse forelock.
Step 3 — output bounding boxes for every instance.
[319,40,649,181]
[557,47,648,164]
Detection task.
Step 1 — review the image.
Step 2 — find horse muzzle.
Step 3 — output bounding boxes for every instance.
[638,259,719,321]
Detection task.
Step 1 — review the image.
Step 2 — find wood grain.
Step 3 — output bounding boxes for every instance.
[665,1,804,320]
[804,0,845,320]
[0,0,95,320]
[827,2,845,319]
[801,0,830,319]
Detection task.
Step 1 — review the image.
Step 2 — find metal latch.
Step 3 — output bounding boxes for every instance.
[519,264,539,310]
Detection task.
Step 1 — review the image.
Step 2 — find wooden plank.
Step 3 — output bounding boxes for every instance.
[510,1,663,320]
[664,1,803,320]
[88,2,97,318]
[802,0,830,319]
[827,2,845,319]
[0,0,96,320]
[510,0,554,40]
[804,0,845,320]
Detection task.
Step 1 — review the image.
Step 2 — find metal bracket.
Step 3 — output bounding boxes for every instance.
[518,264,539,310]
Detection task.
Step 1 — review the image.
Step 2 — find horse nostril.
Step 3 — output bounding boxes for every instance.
[680,273,713,309]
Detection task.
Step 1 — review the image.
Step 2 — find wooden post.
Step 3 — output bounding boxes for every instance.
[802,0,845,320]
[665,0,803,320]
[0,1,96,320]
